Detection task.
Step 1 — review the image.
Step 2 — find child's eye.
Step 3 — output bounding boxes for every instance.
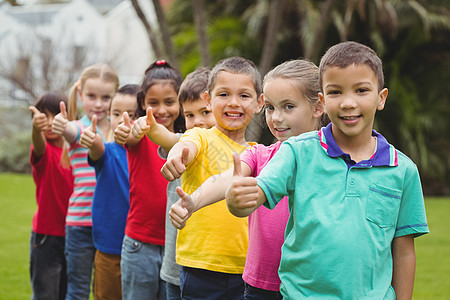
[327,90,341,95]
[284,104,294,110]
[356,88,369,93]
[240,94,251,99]
[265,104,274,111]
[185,113,194,118]
[113,113,120,117]
[102,96,111,102]
[128,113,136,119]
[218,92,228,97]
[202,110,211,115]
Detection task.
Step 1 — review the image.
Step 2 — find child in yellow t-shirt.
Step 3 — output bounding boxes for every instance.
[161,57,263,300]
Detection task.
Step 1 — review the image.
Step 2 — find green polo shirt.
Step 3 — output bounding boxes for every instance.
[257,124,429,299]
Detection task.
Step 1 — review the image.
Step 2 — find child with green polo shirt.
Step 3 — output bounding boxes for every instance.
[225,41,429,299]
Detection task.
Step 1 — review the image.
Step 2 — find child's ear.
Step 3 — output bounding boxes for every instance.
[204,91,212,109]
[255,94,264,113]
[377,88,388,111]
[313,97,325,118]
[318,92,327,114]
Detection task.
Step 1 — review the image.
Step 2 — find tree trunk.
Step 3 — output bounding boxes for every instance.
[152,0,179,69]
[130,0,163,58]
[192,0,211,67]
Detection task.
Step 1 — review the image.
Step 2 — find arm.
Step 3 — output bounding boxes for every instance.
[225,152,267,217]
[80,115,105,162]
[132,107,179,152]
[29,106,48,157]
[52,101,78,143]
[160,140,198,181]
[391,234,416,300]
[169,157,252,229]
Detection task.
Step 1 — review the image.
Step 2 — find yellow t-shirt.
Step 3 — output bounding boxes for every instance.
[177,127,254,274]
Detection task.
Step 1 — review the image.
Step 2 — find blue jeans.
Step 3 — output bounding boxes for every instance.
[65,226,95,300]
[180,266,244,300]
[244,282,283,300]
[166,282,181,300]
[30,231,67,300]
[121,235,167,300]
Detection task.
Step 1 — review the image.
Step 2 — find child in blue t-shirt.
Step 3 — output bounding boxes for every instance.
[80,84,138,300]
[225,41,429,299]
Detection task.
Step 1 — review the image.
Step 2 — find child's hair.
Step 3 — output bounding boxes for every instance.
[319,41,384,92]
[34,92,68,117]
[117,84,139,96]
[136,60,185,133]
[68,63,120,121]
[207,57,262,97]
[263,59,329,129]
[178,67,210,105]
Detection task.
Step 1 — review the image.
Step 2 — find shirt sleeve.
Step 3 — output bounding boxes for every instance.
[240,145,258,177]
[257,141,297,209]
[395,162,429,238]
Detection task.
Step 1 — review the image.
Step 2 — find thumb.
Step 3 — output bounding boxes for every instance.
[123,111,131,127]
[90,114,97,133]
[59,101,67,119]
[181,147,189,165]
[28,106,40,115]
[232,152,242,177]
[176,186,189,207]
[146,107,156,126]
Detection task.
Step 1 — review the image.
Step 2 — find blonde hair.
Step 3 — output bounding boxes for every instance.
[67,63,119,121]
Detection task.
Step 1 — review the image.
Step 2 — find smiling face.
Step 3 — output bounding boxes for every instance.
[79,78,116,122]
[182,98,215,130]
[206,71,262,139]
[264,78,321,142]
[319,64,387,145]
[141,81,180,132]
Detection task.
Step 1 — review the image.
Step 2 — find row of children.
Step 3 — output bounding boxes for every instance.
[29,41,428,300]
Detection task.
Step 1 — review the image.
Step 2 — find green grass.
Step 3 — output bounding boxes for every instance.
[0,173,449,299]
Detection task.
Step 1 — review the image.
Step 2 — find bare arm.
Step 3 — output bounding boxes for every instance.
[169,159,252,228]
[52,101,78,143]
[392,234,416,300]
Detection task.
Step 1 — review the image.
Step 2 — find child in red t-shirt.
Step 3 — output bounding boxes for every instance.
[29,92,74,300]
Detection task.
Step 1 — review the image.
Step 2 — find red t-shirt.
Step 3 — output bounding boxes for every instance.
[125,137,168,245]
[30,142,74,236]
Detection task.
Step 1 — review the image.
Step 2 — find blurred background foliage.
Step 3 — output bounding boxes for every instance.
[1,0,449,195]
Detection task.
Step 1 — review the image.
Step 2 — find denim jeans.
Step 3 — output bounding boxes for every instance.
[65,226,95,300]
[121,235,167,300]
[244,282,283,300]
[166,282,181,300]
[180,266,244,300]
[30,231,67,300]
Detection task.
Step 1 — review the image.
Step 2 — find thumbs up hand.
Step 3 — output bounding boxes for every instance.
[52,101,68,135]
[114,112,131,145]
[29,105,48,132]
[161,146,190,181]
[169,186,195,229]
[80,115,97,149]
[131,107,156,140]
[225,152,259,211]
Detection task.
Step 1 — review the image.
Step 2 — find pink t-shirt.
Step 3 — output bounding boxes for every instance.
[125,137,168,245]
[240,141,289,291]
[30,143,74,236]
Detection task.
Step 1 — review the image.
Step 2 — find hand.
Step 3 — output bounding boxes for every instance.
[161,147,190,181]
[169,187,195,229]
[52,101,68,135]
[80,115,97,148]
[225,152,260,211]
[114,112,131,145]
[29,105,48,132]
[131,107,157,140]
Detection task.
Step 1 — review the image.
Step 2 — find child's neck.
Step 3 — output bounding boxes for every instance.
[334,131,377,163]
[49,136,65,148]
[97,118,113,143]
[217,126,249,146]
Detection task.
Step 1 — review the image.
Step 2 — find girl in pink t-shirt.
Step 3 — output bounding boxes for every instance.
[169,59,328,298]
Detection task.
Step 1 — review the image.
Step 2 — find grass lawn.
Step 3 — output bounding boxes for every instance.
[0,172,449,299]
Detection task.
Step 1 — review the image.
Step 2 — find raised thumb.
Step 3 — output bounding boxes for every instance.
[90,114,97,133]
[59,101,67,119]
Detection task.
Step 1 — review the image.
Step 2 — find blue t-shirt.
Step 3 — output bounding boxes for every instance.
[257,124,429,299]
[89,142,130,255]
